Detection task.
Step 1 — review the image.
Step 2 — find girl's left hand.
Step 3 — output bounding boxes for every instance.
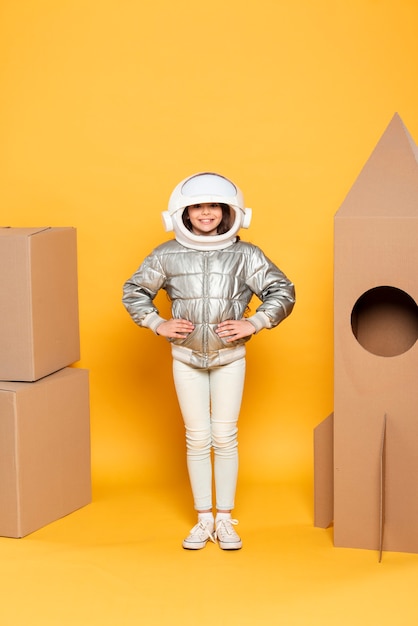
[215,319,256,342]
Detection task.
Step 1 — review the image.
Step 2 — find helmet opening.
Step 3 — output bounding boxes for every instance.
[182,203,233,236]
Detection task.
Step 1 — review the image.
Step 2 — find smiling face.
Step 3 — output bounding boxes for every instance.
[186,203,224,236]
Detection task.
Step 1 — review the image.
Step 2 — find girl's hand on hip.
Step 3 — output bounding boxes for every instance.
[157,318,195,339]
[216,319,256,341]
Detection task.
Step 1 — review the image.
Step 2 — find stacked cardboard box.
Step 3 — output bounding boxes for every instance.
[0,227,92,538]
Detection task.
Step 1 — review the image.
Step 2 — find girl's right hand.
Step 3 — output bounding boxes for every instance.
[156,318,195,339]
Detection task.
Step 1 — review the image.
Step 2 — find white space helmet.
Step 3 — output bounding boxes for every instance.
[162,172,252,250]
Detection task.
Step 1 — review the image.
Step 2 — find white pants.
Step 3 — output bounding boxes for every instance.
[172,358,246,511]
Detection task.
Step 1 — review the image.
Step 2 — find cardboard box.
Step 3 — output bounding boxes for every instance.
[0,227,80,381]
[0,367,91,538]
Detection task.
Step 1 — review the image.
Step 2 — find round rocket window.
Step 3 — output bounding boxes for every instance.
[351,286,418,357]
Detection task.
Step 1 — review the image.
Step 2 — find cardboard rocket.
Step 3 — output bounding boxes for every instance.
[314,113,418,555]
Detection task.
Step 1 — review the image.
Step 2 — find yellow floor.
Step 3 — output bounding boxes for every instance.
[1,480,417,626]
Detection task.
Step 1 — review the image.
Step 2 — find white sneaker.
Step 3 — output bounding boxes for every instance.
[182,519,216,550]
[215,518,242,550]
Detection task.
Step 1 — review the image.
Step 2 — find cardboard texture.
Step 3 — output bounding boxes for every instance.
[379,415,387,563]
[0,227,80,381]
[314,113,418,554]
[0,367,91,538]
[313,413,333,529]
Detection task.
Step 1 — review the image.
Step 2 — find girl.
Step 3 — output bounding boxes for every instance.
[123,172,295,550]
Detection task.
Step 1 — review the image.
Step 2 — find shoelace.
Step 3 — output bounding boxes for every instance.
[190,520,216,543]
[215,518,240,540]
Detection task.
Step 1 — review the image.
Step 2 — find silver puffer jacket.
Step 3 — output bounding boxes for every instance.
[123,239,295,369]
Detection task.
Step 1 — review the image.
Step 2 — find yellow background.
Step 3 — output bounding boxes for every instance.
[1,0,417,484]
[1,3,418,624]
[3,0,417,493]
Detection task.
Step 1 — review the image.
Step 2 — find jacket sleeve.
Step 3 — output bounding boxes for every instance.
[245,245,295,331]
[122,251,168,333]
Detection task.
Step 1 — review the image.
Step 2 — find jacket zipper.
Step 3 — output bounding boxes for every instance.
[202,252,209,367]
